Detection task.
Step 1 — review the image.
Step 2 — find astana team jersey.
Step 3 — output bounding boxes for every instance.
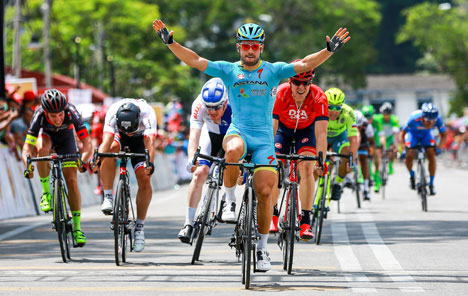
[204,60,296,165]
[204,60,296,131]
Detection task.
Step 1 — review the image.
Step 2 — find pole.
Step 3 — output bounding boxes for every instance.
[0,0,6,99]
[42,0,52,88]
[74,36,81,88]
[12,0,21,78]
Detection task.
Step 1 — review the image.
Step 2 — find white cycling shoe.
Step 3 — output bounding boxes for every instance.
[133,230,145,252]
[100,198,113,215]
[221,202,236,222]
[256,249,271,272]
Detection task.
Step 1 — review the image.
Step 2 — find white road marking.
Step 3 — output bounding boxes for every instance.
[0,221,50,242]
[331,219,377,293]
[358,213,424,293]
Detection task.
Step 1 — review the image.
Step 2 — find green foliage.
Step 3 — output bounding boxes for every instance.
[6,0,381,105]
[397,0,468,115]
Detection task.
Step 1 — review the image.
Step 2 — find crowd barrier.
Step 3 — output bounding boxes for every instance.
[0,148,179,220]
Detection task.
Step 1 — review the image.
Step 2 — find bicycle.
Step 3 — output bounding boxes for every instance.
[351,162,362,208]
[26,152,83,263]
[413,145,428,212]
[93,147,150,266]
[276,149,323,274]
[190,148,226,265]
[311,151,352,245]
[380,150,390,200]
[192,153,278,289]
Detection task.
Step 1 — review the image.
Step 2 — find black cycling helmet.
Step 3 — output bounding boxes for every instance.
[380,102,393,114]
[116,102,141,134]
[41,89,68,113]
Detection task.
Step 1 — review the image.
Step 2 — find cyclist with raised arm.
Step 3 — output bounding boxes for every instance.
[325,88,358,201]
[153,18,349,271]
[97,99,157,252]
[354,110,375,201]
[374,102,400,180]
[178,78,235,243]
[22,89,92,246]
[269,64,328,240]
[399,103,447,195]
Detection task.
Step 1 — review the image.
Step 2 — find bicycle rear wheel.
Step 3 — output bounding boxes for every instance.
[286,184,297,274]
[381,161,388,200]
[191,187,215,264]
[242,186,254,289]
[114,180,128,266]
[315,174,328,245]
[54,179,71,263]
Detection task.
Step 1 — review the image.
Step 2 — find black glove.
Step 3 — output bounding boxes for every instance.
[157,28,174,45]
[147,162,155,175]
[326,35,344,53]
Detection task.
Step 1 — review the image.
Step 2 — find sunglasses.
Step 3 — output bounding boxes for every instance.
[328,105,343,111]
[239,43,262,51]
[291,79,312,86]
[206,104,223,111]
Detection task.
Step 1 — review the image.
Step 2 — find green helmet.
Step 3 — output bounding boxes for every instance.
[325,88,345,105]
[362,105,374,118]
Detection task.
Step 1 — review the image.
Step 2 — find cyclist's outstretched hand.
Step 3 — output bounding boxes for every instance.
[326,28,351,52]
[153,19,174,45]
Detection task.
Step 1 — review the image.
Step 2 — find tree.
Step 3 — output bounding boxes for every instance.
[397,0,468,115]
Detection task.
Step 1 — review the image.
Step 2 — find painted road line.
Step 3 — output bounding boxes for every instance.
[331,219,377,293]
[0,221,50,242]
[358,213,424,293]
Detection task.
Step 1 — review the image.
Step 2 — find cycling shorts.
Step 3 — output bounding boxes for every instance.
[226,125,277,172]
[327,131,350,153]
[114,133,146,171]
[274,121,316,155]
[199,126,225,167]
[40,128,78,164]
[404,131,436,149]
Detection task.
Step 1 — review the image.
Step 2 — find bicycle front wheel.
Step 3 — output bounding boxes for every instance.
[286,184,297,274]
[242,186,254,289]
[418,163,428,212]
[316,174,328,245]
[113,180,128,266]
[354,172,361,208]
[191,187,215,264]
[54,179,71,263]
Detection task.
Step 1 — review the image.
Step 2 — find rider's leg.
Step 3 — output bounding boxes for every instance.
[426,146,437,185]
[254,169,277,248]
[63,165,87,245]
[100,133,118,199]
[298,151,316,225]
[185,165,209,225]
[222,135,245,188]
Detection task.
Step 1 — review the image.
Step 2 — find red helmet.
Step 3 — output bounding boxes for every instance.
[290,59,315,81]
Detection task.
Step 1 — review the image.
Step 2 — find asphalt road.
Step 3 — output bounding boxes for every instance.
[1,162,467,295]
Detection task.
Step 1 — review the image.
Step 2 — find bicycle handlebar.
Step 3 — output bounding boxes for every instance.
[326,151,353,165]
[93,148,150,168]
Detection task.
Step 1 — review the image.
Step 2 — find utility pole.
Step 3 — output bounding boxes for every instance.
[42,0,52,88]
[73,36,81,88]
[12,0,21,78]
[0,1,5,98]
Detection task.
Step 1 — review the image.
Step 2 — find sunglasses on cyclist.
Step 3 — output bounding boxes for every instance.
[328,105,343,111]
[239,43,262,51]
[206,104,223,111]
[291,79,312,86]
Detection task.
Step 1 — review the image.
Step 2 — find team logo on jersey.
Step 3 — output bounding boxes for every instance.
[238,74,245,79]
[233,81,268,87]
[340,117,345,124]
[288,109,308,120]
[275,143,282,149]
[251,89,266,96]
[270,86,277,97]
[301,138,309,143]
[121,121,132,129]
[240,88,249,98]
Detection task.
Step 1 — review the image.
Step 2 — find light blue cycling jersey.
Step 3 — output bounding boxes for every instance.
[204,60,296,165]
[205,60,296,131]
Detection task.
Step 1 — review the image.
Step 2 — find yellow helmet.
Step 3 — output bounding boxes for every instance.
[325,88,345,105]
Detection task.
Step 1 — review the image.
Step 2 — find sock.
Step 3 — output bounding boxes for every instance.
[40,176,50,194]
[364,179,369,191]
[429,176,435,185]
[389,161,393,169]
[185,207,196,226]
[225,186,237,203]
[301,210,311,225]
[104,189,113,200]
[336,175,344,184]
[258,233,269,251]
[136,219,144,231]
[273,204,279,217]
[72,211,81,231]
[409,170,415,178]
